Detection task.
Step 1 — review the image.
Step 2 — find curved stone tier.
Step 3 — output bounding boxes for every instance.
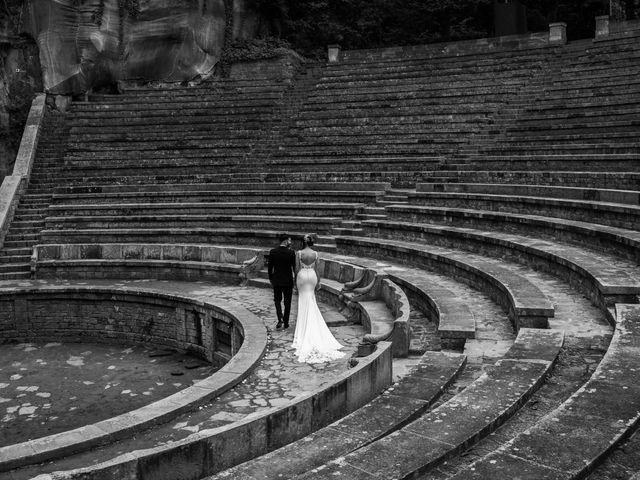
[0,283,267,471]
[1,24,640,480]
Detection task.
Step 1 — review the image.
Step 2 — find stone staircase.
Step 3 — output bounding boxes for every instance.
[2,27,640,480]
[0,113,67,280]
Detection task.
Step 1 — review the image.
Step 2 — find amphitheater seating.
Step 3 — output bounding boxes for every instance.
[2,24,640,480]
[405,190,640,230]
[292,328,564,479]
[463,36,640,172]
[269,46,557,174]
[31,243,260,282]
[448,303,640,479]
[361,219,640,309]
[208,350,467,479]
[336,235,555,329]
[385,203,640,264]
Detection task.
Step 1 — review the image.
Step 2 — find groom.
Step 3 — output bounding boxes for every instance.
[268,233,296,329]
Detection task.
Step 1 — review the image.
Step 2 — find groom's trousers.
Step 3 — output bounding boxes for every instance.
[273,285,293,326]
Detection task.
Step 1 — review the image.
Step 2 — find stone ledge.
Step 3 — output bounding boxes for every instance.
[363,219,640,310]
[336,235,555,330]
[389,274,475,344]
[0,94,47,251]
[384,204,640,264]
[209,351,466,479]
[338,31,551,63]
[449,304,640,478]
[417,182,640,206]
[55,181,390,194]
[27,341,392,480]
[292,328,563,479]
[406,191,640,230]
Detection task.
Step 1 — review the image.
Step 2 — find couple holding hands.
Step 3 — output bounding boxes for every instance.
[268,233,345,364]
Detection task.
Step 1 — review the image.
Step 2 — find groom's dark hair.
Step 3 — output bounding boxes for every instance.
[278,233,290,243]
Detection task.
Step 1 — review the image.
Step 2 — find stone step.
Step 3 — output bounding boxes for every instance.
[448,304,640,480]
[383,204,640,265]
[331,227,365,236]
[404,190,640,230]
[0,254,30,264]
[1,239,38,248]
[0,263,31,272]
[209,351,467,480]
[293,329,564,480]
[417,182,640,206]
[26,171,424,188]
[47,203,365,219]
[363,218,640,307]
[0,270,31,280]
[1,247,32,257]
[424,170,640,190]
[54,182,389,194]
[337,235,555,329]
[357,213,388,220]
[44,215,344,234]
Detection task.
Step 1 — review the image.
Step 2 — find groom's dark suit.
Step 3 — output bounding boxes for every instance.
[268,244,296,328]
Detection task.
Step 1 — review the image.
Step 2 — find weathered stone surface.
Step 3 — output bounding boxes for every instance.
[21,0,259,94]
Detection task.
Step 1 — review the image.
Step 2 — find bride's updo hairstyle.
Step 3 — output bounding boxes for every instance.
[302,234,315,247]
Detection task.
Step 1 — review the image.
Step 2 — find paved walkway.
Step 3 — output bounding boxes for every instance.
[0,280,365,480]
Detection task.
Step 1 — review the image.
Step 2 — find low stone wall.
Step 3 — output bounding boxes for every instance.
[34,341,392,480]
[0,288,242,365]
[318,257,411,357]
[32,243,263,283]
[339,30,550,62]
[0,285,267,472]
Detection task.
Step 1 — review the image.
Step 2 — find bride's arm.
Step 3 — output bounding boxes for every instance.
[314,252,321,291]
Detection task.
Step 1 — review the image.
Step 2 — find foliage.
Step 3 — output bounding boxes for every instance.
[224,37,294,63]
[523,0,609,38]
[246,0,631,55]
[7,78,32,152]
[272,0,494,57]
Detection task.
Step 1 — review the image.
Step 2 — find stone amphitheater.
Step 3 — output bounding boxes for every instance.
[1,17,640,480]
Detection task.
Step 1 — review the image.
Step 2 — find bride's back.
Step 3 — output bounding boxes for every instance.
[298,247,317,267]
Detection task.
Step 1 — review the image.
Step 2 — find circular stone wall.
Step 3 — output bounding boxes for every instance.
[0,285,267,471]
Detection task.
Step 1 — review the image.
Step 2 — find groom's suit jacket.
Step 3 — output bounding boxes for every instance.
[268,246,296,287]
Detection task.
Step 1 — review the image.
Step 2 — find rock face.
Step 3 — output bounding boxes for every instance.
[1,25,42,177]
[21,0,259,94]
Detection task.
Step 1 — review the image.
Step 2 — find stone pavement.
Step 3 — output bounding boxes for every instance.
[0,341,214,446]
[0,279,365,480]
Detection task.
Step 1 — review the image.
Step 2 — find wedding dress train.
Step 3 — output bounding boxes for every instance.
[292,253,345,363]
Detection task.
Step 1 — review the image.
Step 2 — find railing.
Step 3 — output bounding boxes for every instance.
[0,93,46,250]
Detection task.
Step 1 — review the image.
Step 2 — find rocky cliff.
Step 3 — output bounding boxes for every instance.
[21,0,259,94]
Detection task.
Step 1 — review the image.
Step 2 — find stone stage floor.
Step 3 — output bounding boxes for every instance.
[0,341,215,446]
[0,280,365,472]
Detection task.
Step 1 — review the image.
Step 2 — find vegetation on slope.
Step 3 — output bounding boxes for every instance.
[248,0,622,57]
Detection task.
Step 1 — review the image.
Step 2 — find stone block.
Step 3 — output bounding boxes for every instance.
[327,44,341,63]
[595,15,610,38]
[549,22,567,44]
[143,244,162,260]
[162,245,183,260]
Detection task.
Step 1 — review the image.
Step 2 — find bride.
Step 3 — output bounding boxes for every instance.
[292,234,346,363]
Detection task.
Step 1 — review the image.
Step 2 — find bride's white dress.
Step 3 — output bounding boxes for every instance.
[292,252,346,363]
